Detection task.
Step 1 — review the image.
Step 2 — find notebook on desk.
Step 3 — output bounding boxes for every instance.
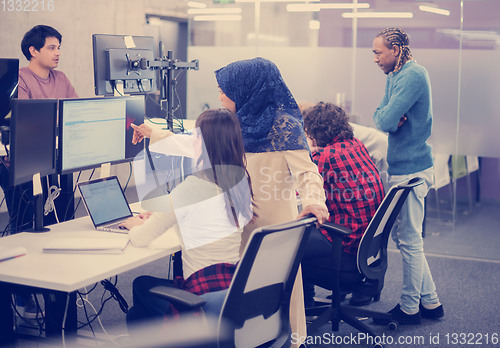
[78,176,133,233]
[43,237,129,254]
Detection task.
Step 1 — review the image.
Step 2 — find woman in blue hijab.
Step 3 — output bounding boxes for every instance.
[215,57,307,153]
[215,57,327,226]
[215,57,328,344]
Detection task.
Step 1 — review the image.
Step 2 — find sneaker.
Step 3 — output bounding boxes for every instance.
[420,302,444,319]
[15,303,25,318]
[24,295,44,319]
[306,315,318,323]
[373,304,421,325]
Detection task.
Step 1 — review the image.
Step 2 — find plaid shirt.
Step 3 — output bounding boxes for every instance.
[175,263,237,295]
[312,138,385,255]
[166,263,235,318]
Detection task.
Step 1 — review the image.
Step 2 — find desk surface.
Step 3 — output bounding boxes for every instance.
[0,216,180,292]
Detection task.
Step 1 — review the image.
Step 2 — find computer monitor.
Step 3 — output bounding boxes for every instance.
[0,58,19,126]
[58,96,144,174]
[9,99,57,186]
[116,95,145,164]
[92,34,157,96]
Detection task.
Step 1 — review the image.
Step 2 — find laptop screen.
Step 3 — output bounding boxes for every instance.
[78,176,133,227]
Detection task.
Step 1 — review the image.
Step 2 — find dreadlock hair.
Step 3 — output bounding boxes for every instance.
[376,27,413,73]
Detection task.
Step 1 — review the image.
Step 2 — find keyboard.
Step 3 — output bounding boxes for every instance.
[99,221,128,233]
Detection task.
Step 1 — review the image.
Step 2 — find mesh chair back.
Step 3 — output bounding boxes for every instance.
[218,217,316,348]
[357,177,424,282]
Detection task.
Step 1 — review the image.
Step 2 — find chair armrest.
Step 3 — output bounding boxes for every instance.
[321,221,353,237]
[149,286,207,310]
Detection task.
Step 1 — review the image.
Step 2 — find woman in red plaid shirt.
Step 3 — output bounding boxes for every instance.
[122,109,255,325]
[300,102,385,308]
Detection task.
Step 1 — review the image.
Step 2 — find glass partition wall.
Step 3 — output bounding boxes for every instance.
[186,0,500,261]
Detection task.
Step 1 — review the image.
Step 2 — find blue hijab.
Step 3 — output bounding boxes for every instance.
[215,57,308,153]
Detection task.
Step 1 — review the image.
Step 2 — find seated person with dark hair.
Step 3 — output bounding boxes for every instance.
[1,25,78,233]
[301,102,385,307]
[19,24,78,99]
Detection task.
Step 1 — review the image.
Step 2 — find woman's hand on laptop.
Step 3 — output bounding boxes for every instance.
[138,212,152,220]
[119,212,152,230]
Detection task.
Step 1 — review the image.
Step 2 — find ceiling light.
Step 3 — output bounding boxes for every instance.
[236,0,319,3]
[342,12,414,19]
[188,8,242,15]
[309,20,320,30]
[438,29,500,41]
[419,5,450,16]
[187,1,207,8]
[287,3,369,12]
[192,15,242,21]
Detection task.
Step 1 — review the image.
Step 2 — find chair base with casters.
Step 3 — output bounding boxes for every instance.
[133,217,318,348]
[305,227,396,339]
[305,178,425,345]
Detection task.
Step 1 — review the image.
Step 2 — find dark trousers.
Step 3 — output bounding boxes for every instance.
[126,276,176,327]
[301,227,359,306]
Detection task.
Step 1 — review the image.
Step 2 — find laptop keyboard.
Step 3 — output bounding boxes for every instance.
[101,222,127,232]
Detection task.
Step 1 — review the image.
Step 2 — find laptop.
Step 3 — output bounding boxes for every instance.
[78,176,133,233]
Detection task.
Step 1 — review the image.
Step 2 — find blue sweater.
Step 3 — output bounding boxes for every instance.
[373,60,433,176]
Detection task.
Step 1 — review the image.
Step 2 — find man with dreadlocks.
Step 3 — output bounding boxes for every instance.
[371,27,444,325]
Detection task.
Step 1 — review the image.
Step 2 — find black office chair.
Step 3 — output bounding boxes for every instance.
[305,178,425,339]
[147,216,317,348]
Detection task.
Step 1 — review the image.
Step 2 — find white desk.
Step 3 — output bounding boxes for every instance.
[0,214,181,342]
[0,216,180,292]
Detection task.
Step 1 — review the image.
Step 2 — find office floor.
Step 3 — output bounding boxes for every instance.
[2,194,500,347]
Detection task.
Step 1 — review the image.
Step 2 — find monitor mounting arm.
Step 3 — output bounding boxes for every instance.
[128,50,199,132]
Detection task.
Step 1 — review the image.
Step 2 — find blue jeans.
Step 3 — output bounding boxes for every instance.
[389,167,440,314]
[200,289,228,317]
